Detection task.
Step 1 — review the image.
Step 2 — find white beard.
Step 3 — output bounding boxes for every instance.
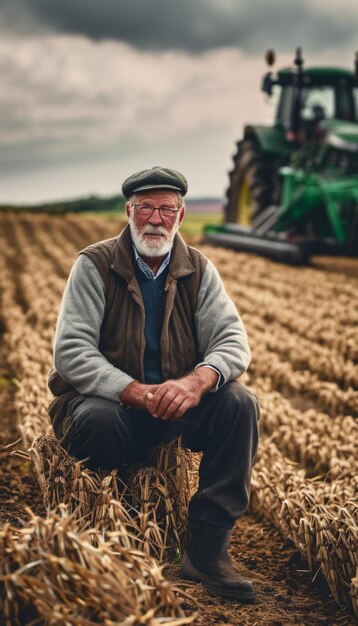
[129,207,180,257]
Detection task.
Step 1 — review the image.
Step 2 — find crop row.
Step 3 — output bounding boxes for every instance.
[251,438,357,615]
[240,308,357,389]
[200,243,353,304]
[254,383,357,478]
[201,244,357,361]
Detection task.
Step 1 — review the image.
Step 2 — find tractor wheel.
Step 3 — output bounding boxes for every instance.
[224,139,279,224]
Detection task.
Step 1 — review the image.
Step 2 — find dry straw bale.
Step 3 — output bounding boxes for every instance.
[0,505,195,626]
[29,435,192,561]
[127,441,194,560]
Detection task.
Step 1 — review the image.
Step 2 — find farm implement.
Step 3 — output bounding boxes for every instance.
[205,49,358,263]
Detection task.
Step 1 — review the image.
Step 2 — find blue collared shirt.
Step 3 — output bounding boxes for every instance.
[133,244,222,391]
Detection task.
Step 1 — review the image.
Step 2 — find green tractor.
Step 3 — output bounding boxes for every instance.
[205,49,358,263]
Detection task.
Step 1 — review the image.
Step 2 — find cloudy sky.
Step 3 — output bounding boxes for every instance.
[1,0,357,203]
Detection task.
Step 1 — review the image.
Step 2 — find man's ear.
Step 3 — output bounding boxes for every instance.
[125,201,131,219]
[178,204,185,225]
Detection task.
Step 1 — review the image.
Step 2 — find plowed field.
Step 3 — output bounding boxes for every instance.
[0,212,357,626]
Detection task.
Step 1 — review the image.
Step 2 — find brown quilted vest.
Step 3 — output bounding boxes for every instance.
[48,225,208,440]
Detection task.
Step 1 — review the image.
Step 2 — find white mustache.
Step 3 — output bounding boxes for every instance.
[142,226,168,236]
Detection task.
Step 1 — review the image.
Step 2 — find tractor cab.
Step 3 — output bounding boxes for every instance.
[204,49,358,263]
[262,50,358,142]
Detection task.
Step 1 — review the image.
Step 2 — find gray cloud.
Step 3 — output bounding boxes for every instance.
[1,0,357,54]
[0,0,357,203]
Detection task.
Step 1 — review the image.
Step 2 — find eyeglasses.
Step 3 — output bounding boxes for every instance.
[131,203,183,218]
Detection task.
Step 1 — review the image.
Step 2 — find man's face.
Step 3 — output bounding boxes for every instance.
[126,190,185,257]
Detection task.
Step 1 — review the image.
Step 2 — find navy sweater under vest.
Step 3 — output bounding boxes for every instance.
[134,259,168,384]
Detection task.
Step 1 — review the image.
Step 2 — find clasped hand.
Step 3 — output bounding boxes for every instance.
[145,378,202,421]
[120,368,218,421]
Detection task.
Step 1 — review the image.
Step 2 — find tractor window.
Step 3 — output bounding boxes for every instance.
[353,88,358,121]
[301,87,335,121]
[336,85,356,121]
[277,86,294,128]
[270,84,282,120]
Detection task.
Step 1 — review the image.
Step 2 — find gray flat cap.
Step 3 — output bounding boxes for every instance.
[122,166,188,199]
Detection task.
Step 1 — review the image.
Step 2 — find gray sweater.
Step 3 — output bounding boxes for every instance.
[54,253,251,403]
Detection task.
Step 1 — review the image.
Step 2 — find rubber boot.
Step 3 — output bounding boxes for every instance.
[180,518,256,602]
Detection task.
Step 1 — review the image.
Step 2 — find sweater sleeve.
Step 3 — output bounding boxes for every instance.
[53,254,134,402]
[195,259,251,384]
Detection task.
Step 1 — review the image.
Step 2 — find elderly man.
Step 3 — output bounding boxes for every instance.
[48,166,259,603]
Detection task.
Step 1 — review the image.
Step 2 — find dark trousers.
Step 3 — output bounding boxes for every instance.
[65,382,260,528]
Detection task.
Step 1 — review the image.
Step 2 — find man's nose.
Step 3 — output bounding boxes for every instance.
[148,208,164,224]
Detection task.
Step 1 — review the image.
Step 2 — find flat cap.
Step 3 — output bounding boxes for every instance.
[122,166,188,199]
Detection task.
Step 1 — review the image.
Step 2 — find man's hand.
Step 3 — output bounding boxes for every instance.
[119,381,160,409]
[145,367,219,421]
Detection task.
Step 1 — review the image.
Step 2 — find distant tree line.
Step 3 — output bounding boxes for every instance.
[0,195,125,214]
